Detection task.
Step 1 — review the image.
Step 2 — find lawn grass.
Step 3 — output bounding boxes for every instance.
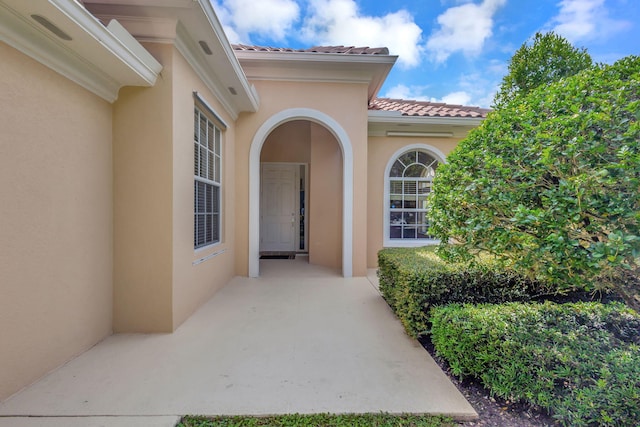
[178,413,454,426]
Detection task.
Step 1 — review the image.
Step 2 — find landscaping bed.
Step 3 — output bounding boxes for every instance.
[378,246,640,426]
[420,335,556,427]
[431,301,640,426]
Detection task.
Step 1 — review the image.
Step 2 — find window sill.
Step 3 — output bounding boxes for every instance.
[193,244,226,265]
[383,239,440,248]
[194,241,222,253]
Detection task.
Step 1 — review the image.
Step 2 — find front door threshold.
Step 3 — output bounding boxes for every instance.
[259,251,297,260]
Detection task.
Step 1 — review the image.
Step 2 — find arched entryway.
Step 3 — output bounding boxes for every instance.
[248,108,353,278]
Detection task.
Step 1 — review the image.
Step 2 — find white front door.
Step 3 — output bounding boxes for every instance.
[260,164,298,252]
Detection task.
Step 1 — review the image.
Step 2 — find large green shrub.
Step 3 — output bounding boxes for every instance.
[429,56,640,310]
[377,247,548,337]
[431,302,640,426]
[493,32,592,108]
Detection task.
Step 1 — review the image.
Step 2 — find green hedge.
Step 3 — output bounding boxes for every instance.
[377,247,548,337]
[431,301,640,427]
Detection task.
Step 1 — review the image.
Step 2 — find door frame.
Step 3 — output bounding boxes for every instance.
[260,162,308,253]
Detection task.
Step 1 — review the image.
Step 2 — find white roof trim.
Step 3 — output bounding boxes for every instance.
[236,49,397,102]
[84,0,259,118]
[197,0,259,113]
[174,23,258,121]
[0,0,162,102]
[234,49,398,65]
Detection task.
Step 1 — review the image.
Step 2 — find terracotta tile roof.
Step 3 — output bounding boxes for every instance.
[370,98,491,118]
[233,44,390,55]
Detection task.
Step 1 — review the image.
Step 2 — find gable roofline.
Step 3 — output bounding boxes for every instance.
[0,0,162,102]
[233,44,397,103]
[233,44,390,55]
[84,0,259,118]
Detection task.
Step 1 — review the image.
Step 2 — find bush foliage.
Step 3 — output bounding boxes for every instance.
[493,32,592,107]
[429,56,640,310]
[377,247,548,337]
[430,301,640,427]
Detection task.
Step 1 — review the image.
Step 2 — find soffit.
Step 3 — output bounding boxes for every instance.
[83,0,259,117]
[0,0,162,102]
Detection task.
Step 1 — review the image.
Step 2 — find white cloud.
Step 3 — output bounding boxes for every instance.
[383,84,472,106]
[301,0,424,68]
[213,0,300,43]
[439,91,472,105]
[384,66,502,108]
[383,84,431,100]
[552,0,602,42]
[550,0,630,43]
[426,0,507,63]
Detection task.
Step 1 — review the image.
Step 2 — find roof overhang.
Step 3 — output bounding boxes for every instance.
[368,110,485,138]
[235,49,397,103]
[83,0,259,118]
[0,0,162,102]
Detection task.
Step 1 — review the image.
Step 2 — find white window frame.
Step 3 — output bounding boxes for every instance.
[383,144,446,247]
[194,102,224,250]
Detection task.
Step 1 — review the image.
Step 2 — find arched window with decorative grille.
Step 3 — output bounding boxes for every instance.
[384,145,444,246]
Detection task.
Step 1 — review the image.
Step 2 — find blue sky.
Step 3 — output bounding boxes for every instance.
[212,0,640,107]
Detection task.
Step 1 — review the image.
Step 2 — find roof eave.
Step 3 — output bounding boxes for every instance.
[0,0,162,103]
[368,110,486,127]
[84,0,259,117]
[194,0,259,114]
[235,50,398,102]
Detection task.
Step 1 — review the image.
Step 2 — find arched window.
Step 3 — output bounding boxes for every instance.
[387,148,440,243]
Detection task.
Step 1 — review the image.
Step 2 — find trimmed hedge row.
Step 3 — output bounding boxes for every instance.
[431,301,640,427]
[377,247,548,337]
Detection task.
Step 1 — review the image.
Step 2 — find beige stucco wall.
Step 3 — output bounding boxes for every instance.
[113,43,240,332]
[112,43,174,333]
[309,124,343,269]
[260,120,311,163]
[170,47,238,330]
[366,135,463,267]
[0,42,113,400]
[235,80,369,277]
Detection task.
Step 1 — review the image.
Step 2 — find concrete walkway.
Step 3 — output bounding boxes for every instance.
[0,259,477,426]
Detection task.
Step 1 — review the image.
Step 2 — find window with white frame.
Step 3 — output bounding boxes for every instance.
[388,149,439,240]
[194,105,222,249]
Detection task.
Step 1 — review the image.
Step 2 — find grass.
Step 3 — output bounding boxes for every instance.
[178,413,454,426]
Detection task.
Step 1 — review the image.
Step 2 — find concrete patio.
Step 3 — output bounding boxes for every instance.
[0,258,477,426]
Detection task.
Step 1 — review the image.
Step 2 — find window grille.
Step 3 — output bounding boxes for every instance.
[388,149,438,240]
[194,106,222,248]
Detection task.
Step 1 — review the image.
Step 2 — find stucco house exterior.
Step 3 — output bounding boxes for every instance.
[0,0,489,401]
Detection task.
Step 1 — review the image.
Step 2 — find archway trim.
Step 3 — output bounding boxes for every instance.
[248,108,353,277]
